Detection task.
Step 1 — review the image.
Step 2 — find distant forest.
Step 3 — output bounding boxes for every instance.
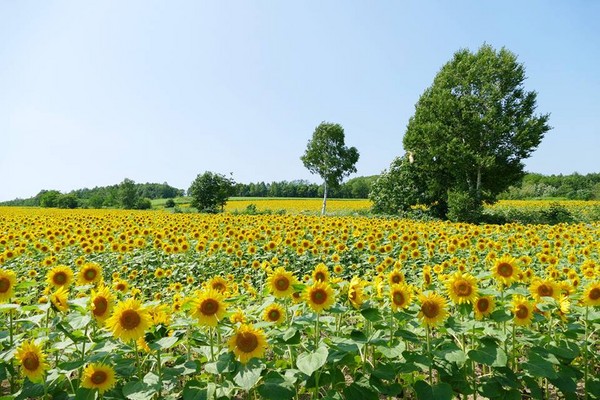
[2,172,600,209]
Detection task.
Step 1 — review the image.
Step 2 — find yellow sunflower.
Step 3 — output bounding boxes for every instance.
[304,281,335,313]
[473,296,496,320]
[529,278,559,302]
[78,262,103,286]
[266,267,298,298]
[417,291,448,328]
[50,286,69,312]
[263,303,286,325]
[312,263,329,283]
[512,295,534,326]
[81,363,116,394]
[347,276,366,309]
[46,265,74,288]
[190,289,228,327]
[388,268,405,286]
[0,268,17,302]
[491,255,521,286]
[90,286,114,322]
[389,283,413,311]
[105,298,152,342]
[16,340,48,383]
[230,308,247,325]
[227,324,268,364]
[446,272,478,305]
[581,282,600,307]
[207,275,228,293]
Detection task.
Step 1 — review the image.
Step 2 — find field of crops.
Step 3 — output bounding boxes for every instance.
[1,204,600,399]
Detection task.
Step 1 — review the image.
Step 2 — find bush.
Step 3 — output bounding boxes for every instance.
[447,190,483,223]
[165,199,176,208]
[135,198,152,210]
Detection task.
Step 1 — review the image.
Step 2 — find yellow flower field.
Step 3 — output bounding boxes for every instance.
[1,205,600,399]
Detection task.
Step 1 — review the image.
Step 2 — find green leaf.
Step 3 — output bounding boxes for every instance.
[122,374,160,400]
[182,380,215,400]
[522,376,543,399]
[360,307,382,322]
[257,371,295,400]
[148,335,179,351]
[296,346,328,376]
[74,387,98,400]
[413,380,453,400]
[467,341,506,367]
[343,381,379,400]
[281,328,301,344]
[233,359,265,391]
[523,353,558,379]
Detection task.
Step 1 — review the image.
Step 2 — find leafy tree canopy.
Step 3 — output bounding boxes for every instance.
[188,171,236,213]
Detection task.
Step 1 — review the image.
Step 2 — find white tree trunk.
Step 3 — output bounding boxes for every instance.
[321,181,328,216]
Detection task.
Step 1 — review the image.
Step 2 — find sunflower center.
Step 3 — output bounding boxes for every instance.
[515,304,529,319]
[200,299,219,316]
[120,310,141,330]
[275,277,290,291]
[421,301,440,318]
[91,370,108,385]
[391,275,402,284]
[93,297,108,316]
[84,269,97,281]
[0,277,10,293]
[22,352,40,371]
[314,272,326,282]
[268,310,280,321]
[393,291,405,306]
[236,331,259,353]
[454,281,472,296]
[497,263,513,277]
[310,289,328,305]
[116,283,126,291]
[53,272,67,285]
[538,284,553,297]
[589,288,600,300]
[212,283,225,292]
[477,298,490,312]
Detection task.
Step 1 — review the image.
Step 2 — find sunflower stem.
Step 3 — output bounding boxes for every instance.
[584,306,589,400]
[426,325,433,385]
[134,340,141,379]
[9,307,15,392]
[209,327,215,362]
[511,322,516,371]
[156,348,162,398]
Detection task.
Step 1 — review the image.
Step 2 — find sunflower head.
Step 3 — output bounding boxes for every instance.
[227,324,268,364]
[207,275,228,293]
[90,286,114,322]
[512,295,534,326]
[50,286,69,312]
[266,267,298,298]
[312,263,329,283]
[46,265,74,288]
[491,255,521,286]
[529,279,559,302]
[105,298,152,342]
[0,268,17,303]
[390,283,413,311]
[263,303,286,325]
[304,281,335,313]
[16,340,49,383]
[347,276,366,309]
[446,272,479,305]
[190,289,228,327]
[78,262,103,286]
[417,291,448,328]
[81,363,117,394]
[473,296,495,320]
[581,282,600,307]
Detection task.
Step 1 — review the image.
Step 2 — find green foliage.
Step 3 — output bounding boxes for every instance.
[377,44,551,221]
[135,198,152,210]
[188,171,236,213]
[57,194,78,209]
[370,156,421,214]
[447,190,483,223]
[301,122,360,214]
[38,190,62,207]
[164,198,176,208]
[119,178,138,209]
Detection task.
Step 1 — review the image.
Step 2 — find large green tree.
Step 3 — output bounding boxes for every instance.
[188,171,235,213]
[374,44,551,221]
[301,122,359,215]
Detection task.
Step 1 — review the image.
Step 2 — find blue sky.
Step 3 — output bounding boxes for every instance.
[1,1,598,201]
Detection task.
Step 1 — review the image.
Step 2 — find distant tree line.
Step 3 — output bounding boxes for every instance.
[499,172,600,200]
[233,176,375,199]
[1,180,184,209]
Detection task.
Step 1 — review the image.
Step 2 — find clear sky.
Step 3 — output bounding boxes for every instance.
[1,1,599,201]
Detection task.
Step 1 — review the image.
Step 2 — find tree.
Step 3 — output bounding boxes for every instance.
[374,44,551,221]
[301,122,359,215]
[119,178,139,209]
[188,171,235,213]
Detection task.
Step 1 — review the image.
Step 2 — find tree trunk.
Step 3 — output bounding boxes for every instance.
[321,181,328,216]
[476,166,482,202]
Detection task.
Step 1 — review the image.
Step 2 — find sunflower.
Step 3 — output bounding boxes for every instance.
[113,279,129,293]
[50,286,69,312]
[389,283,413,311]
[16,340,48,383]
[81,363,116,394]
[0,268,17,302]
[78,262,103,286]
[473,296,495,320]
[207,276,228,293]
[417,291,448,328]
[230,308,247,324]
[529,278,559,302]
[312,263,329,283]
[263,303,286,325]
[446,272,478,305]
[347,276,366,309]
[388,268,405,286]
[304,281,335,313]
[46,265,74,288]
[227,324,268,364]
[266,267,298,298]
[90,286,114,322]
[190,289,228,327]
[512,295,534,326]
[581,282,600,307]
[106,298,152,342]
[491,255,521,286]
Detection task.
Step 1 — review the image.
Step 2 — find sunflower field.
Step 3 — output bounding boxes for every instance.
[1,205,600,399]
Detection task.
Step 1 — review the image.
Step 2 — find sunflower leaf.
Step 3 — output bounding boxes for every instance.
[296,346,328,376]
[413,380,453,400]
[233,359,265,391]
